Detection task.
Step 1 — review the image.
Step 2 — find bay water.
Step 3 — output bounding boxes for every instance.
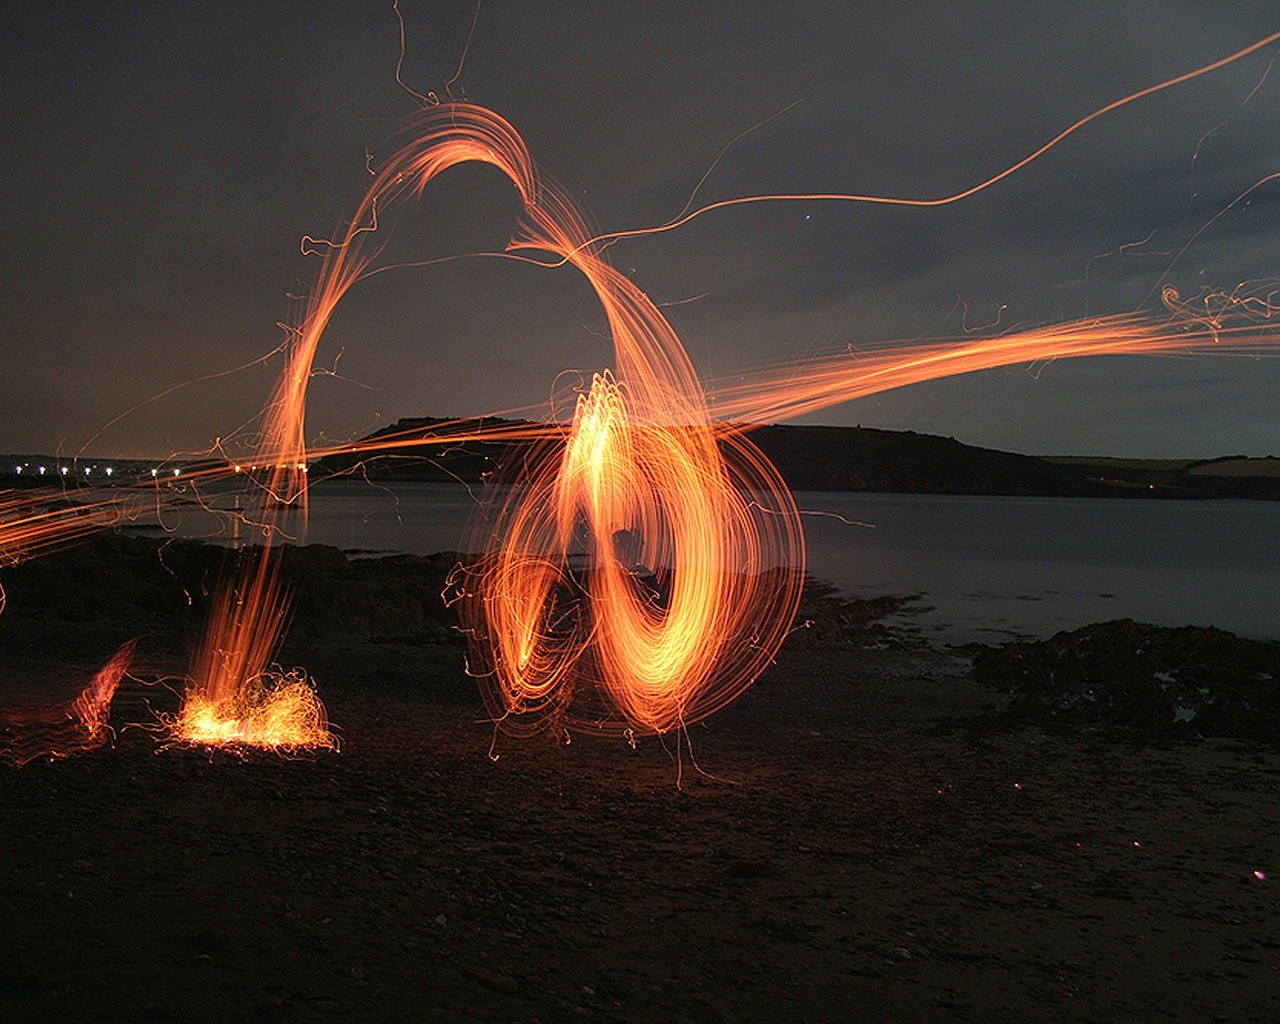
[153,480,1280,645]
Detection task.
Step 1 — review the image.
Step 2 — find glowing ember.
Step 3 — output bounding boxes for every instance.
[168,667,335,752]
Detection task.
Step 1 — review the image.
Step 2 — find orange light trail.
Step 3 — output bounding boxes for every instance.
[700,305,1280,426]
[0,639,136,767]
[8,28,1280,756]
[0,489,126,571]
[183,88,1280,743]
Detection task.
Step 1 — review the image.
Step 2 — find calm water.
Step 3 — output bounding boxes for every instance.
[150,480,1280,644]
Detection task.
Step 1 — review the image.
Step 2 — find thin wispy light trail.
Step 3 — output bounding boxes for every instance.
[564,31,1280,259]
[0,639,136,767]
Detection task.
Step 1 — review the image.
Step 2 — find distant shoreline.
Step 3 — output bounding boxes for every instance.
[309,418,1280,501]
[7,423,1280,499]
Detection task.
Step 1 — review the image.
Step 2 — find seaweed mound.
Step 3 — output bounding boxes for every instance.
[785,577,911,649]
[0,535,462,644]
[973,619,1280,743]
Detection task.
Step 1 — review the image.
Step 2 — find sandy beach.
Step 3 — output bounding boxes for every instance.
[2,541,1277,1023]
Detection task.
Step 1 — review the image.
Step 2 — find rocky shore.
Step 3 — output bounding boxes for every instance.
[2,537,1276,1022]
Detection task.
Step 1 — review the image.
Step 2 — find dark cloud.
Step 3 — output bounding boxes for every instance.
[2,1,1278,458]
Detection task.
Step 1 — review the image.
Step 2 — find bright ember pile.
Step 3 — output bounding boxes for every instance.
[168,669,335,752]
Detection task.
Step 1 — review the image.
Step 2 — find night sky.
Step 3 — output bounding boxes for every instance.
[3,1,1279,459]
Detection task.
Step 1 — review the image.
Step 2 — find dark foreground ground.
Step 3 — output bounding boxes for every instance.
[2,645,1277,1023]
[1,541,1277,1023]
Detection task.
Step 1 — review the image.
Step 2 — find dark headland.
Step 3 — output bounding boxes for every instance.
[310,416,1280,500]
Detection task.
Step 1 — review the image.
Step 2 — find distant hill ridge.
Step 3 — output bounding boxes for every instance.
[313,417,1280,500]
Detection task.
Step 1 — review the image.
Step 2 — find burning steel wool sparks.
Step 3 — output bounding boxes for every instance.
[167,668,335,751]
[169,546,337,752]
[5,27,1280,759]
[192,36,1280,746]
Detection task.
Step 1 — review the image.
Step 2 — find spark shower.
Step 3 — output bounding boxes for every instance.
[3,31,1280,761]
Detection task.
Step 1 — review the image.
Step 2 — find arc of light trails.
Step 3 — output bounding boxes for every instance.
[182,102,804,744]
[184,96,1280,745]
[6,25,1280,753]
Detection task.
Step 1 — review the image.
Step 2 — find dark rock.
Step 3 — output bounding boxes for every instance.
[785,576,910,650]
[460,964,519,994]
[973,619,1280,744]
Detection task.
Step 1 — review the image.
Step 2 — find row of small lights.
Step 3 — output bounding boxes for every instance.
[12,462,182,478]
[12,462,308,477]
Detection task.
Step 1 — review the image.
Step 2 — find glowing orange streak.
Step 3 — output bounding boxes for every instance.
[0,639,136,767]
[702,313,1280,425]
[0,457,277,579]
[570,31,1280,257]
[0,491,125,567]
[1152,172,1280,301]
[67,639,136,749]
